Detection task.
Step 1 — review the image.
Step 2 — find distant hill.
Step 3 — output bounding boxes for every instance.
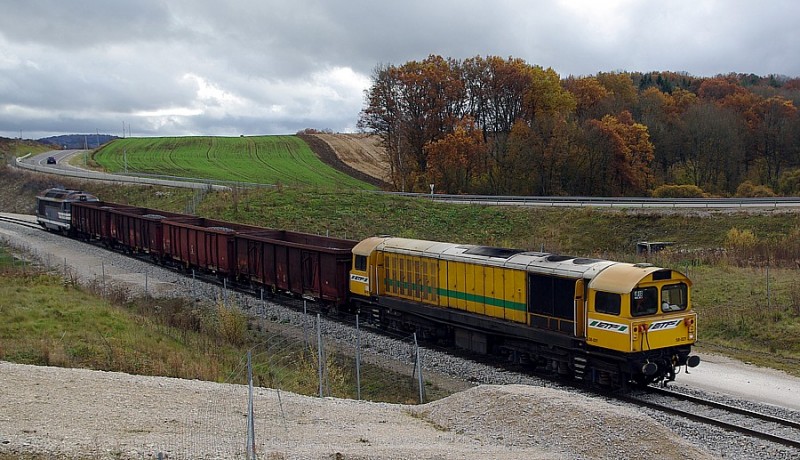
[37,134,119,149]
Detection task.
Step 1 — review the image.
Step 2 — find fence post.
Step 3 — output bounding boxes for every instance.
[246,351,257,460]
[413,333,424,404]
[317,314,324,398]
[766,262,771,310]
[356,314,362,401]
[303,300,309,346]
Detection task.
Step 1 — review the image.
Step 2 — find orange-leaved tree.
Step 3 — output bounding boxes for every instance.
[424,117,487,194]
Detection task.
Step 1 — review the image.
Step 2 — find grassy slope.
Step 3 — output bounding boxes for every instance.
[2,135,800,376]
[91,136,377,190]
[0,248,446,403]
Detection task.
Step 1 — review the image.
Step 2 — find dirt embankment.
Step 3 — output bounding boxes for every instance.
[299,133,391,189]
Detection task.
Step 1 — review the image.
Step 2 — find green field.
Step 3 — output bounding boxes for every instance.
[91,136,376,190]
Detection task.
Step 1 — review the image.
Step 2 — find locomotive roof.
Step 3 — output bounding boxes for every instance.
[38,188,99,202]
[354,236,682,291]
[357,236,617,278]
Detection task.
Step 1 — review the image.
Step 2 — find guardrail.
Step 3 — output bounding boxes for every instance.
[380,191,800,209]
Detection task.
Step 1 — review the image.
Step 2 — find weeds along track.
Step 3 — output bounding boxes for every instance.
[620,386,800,450]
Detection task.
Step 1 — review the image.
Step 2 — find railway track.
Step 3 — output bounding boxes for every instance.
[621,386,800,450]
[0,213,42,231]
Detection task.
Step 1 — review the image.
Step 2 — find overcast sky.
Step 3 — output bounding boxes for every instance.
[2,0,799,140]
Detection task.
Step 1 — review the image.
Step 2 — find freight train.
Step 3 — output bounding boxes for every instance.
[36,187,700,389]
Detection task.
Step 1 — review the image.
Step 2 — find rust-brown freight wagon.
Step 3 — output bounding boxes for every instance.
[234,230,356,308]
[70,201,134,244]
[109,207,185,259]
[162,217,266,276]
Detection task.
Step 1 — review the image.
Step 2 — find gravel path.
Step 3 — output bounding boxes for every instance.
[1,214,799,459]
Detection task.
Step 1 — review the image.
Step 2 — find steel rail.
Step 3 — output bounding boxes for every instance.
[0,214,43,231]
[649,386,800,430]
[619,388,800,450]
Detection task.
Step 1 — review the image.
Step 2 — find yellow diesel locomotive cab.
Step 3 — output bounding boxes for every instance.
[349,237,384,296]
[587,264,697,353]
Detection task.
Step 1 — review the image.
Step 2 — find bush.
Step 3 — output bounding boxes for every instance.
[778,168,800,196]
[735,180,776,197]
[651,184,706,198]
[723,227,759,252]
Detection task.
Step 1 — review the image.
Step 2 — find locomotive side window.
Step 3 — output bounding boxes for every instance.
[631,287,658,316]
[661,283,688,312]
[354,255,367,271]
[595,291,621,315]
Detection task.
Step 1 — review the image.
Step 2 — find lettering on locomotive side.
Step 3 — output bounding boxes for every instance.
[588,319,629,334]
[350,274,369,283]
[648,319,683,331]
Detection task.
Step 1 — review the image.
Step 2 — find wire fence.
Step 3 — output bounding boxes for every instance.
[0,235,433,459]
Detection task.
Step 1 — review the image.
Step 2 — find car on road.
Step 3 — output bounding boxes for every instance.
[46,156,57,164]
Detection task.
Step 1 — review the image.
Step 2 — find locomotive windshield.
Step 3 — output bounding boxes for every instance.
[661,283,688,312]
[631,287,658,316]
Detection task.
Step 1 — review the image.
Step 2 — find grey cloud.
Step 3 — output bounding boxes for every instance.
[1,0,798,139]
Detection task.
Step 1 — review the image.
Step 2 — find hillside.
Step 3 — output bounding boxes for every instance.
[91,135,377,190]
[301,133,391,188]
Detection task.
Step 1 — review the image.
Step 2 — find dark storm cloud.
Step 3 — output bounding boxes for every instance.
[1,0,798,139]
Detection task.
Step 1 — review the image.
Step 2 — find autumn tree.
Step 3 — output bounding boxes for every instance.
[596,72,639,115]
[680,102,746,193]
[424,117,487,193]
[502,67,576,195]
[460,56,535,192]
[747,96,798,186]
[563,76,610,120]
[634,87,688,180]
[583,112,655,196]
[359,63,405,189]
[359,55,464,192]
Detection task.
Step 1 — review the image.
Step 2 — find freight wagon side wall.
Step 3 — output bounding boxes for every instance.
[162,218,237,274]
[234,231,355,306]
[70,202,116,242]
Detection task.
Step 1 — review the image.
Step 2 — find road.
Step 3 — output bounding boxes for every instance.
[15,150,231,191]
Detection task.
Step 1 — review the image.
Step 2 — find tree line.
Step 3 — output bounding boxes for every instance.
[358,55,800,197]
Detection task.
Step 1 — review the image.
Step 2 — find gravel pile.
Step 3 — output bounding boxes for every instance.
[1,215,799,459]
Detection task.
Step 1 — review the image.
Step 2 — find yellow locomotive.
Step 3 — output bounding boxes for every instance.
[349,236,700,387]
